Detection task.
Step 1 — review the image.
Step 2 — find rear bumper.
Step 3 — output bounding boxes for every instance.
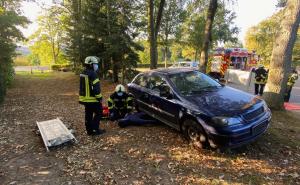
[201,111,271,148]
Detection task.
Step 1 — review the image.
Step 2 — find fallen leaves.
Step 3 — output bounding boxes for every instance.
[1,73,300,185]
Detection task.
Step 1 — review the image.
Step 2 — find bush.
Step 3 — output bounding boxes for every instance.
[14,56,31,66]
[0,60,14,103]
[6,63,15,86]
[51,64,72,71]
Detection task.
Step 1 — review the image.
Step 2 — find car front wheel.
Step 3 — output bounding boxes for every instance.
[182,119,208,149]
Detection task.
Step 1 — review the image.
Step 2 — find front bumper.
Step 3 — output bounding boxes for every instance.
[199,110,272,148]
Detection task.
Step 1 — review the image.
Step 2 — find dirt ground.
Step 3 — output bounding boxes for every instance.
[0,72,300,185]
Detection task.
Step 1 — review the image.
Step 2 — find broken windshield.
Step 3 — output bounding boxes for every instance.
[169,71,222,95]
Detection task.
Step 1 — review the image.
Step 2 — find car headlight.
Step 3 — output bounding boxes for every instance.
[211,116,242,127]
[262,101,269,112]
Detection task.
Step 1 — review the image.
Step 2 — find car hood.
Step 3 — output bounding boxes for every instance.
[184,86,262,117]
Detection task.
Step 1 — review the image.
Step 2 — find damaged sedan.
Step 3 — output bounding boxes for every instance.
[128,68,271,149]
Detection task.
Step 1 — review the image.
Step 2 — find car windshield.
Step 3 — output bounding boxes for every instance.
[169,71,222,95]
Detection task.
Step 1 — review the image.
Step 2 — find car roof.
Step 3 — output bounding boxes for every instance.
[144,68,197,75]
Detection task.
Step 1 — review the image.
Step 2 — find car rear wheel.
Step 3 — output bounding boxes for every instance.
[182,119,208,149]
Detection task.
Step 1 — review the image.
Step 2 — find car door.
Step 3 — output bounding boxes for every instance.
[129,74,153,113]
[148,74,181,130]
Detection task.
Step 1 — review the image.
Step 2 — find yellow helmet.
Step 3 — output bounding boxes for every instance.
[115,84,125,93]
[84,56,99,65]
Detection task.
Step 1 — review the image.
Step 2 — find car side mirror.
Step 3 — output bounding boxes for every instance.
[160,85,173,99]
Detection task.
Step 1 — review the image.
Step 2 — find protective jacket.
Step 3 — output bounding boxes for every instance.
[287,72,298,86]
[107,92,133,111]
[254,68,268,84]
[79,69,102,104]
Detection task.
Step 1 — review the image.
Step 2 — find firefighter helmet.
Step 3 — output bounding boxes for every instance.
[258,64,264,68]
[84,56,99,65]
[115,84,125,93]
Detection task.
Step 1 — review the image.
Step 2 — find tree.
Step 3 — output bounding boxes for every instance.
[59,0,143,82]
[199,0,218,73]
[159,0,186,66]
[263,0,300,110]
[148,0,166,69]
[244,12,282,65]
[0,0,29,103]
[28,6,68,66]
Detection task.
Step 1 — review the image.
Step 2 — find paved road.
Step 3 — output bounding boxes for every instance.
[227,78,300,104]
[289,78,300,104]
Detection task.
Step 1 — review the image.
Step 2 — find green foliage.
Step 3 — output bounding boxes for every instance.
[59,0,143,81]
[0,1,29,103]
[14,56,31,66]
[27,54,40,66]
[51,64,72,71]
[28,6,68,66]
[245,12,281,64]
[245,10,300,66]
[161,0,239,62]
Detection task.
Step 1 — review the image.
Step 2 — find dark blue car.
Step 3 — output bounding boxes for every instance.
[128,68,271,149]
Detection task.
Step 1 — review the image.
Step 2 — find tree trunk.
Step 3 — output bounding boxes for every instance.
[263,0,300,110]
[148,0,165,69]
[194,49,198,62]
[113,62,119,83]
[199,0,218,73]
[164,31,169,68]
[164,46,168,68]
[148,0,156,69]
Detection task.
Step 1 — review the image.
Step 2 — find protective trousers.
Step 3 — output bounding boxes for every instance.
[85,103,102,134]
[284,85,293,102]
[109,108,127,121]
[255,83,265,96]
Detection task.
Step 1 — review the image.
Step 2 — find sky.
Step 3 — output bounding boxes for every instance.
[20,0,278,44]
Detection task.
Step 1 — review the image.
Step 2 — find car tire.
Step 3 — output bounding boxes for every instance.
[182,119,208,149]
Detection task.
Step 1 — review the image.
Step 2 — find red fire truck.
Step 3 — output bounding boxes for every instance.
[208,47,259,79]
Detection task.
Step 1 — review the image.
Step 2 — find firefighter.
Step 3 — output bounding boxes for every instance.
[284,69,299,102]
[253,64,268,96]
[79,56,105,135]
[108,84,133,121]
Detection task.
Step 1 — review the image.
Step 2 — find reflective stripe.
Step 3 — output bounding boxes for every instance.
[95,93,102,98]
[126,97,133,102]
[127,106,133,109]
[85,76,90,97]
[79,96,98,103]
[108,98,114,103]
[93,78,100,85]
[108,98,114,109]
[79,74,102,103]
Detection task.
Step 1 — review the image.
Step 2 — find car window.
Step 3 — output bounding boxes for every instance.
[147,75,167,93]
[169,71,222,95]
[133,74,148,88]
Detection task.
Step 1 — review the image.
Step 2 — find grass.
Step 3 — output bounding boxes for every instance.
[269,110,300,148]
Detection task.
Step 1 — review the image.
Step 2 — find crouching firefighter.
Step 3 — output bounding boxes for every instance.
[79,56,105,135]
[107,84,134,121]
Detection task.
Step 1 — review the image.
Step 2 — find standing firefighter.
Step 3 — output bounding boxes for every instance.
[284,69,299,102]
[253,64,268,96]
[108,84,133,121]
[79,56,105,135]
